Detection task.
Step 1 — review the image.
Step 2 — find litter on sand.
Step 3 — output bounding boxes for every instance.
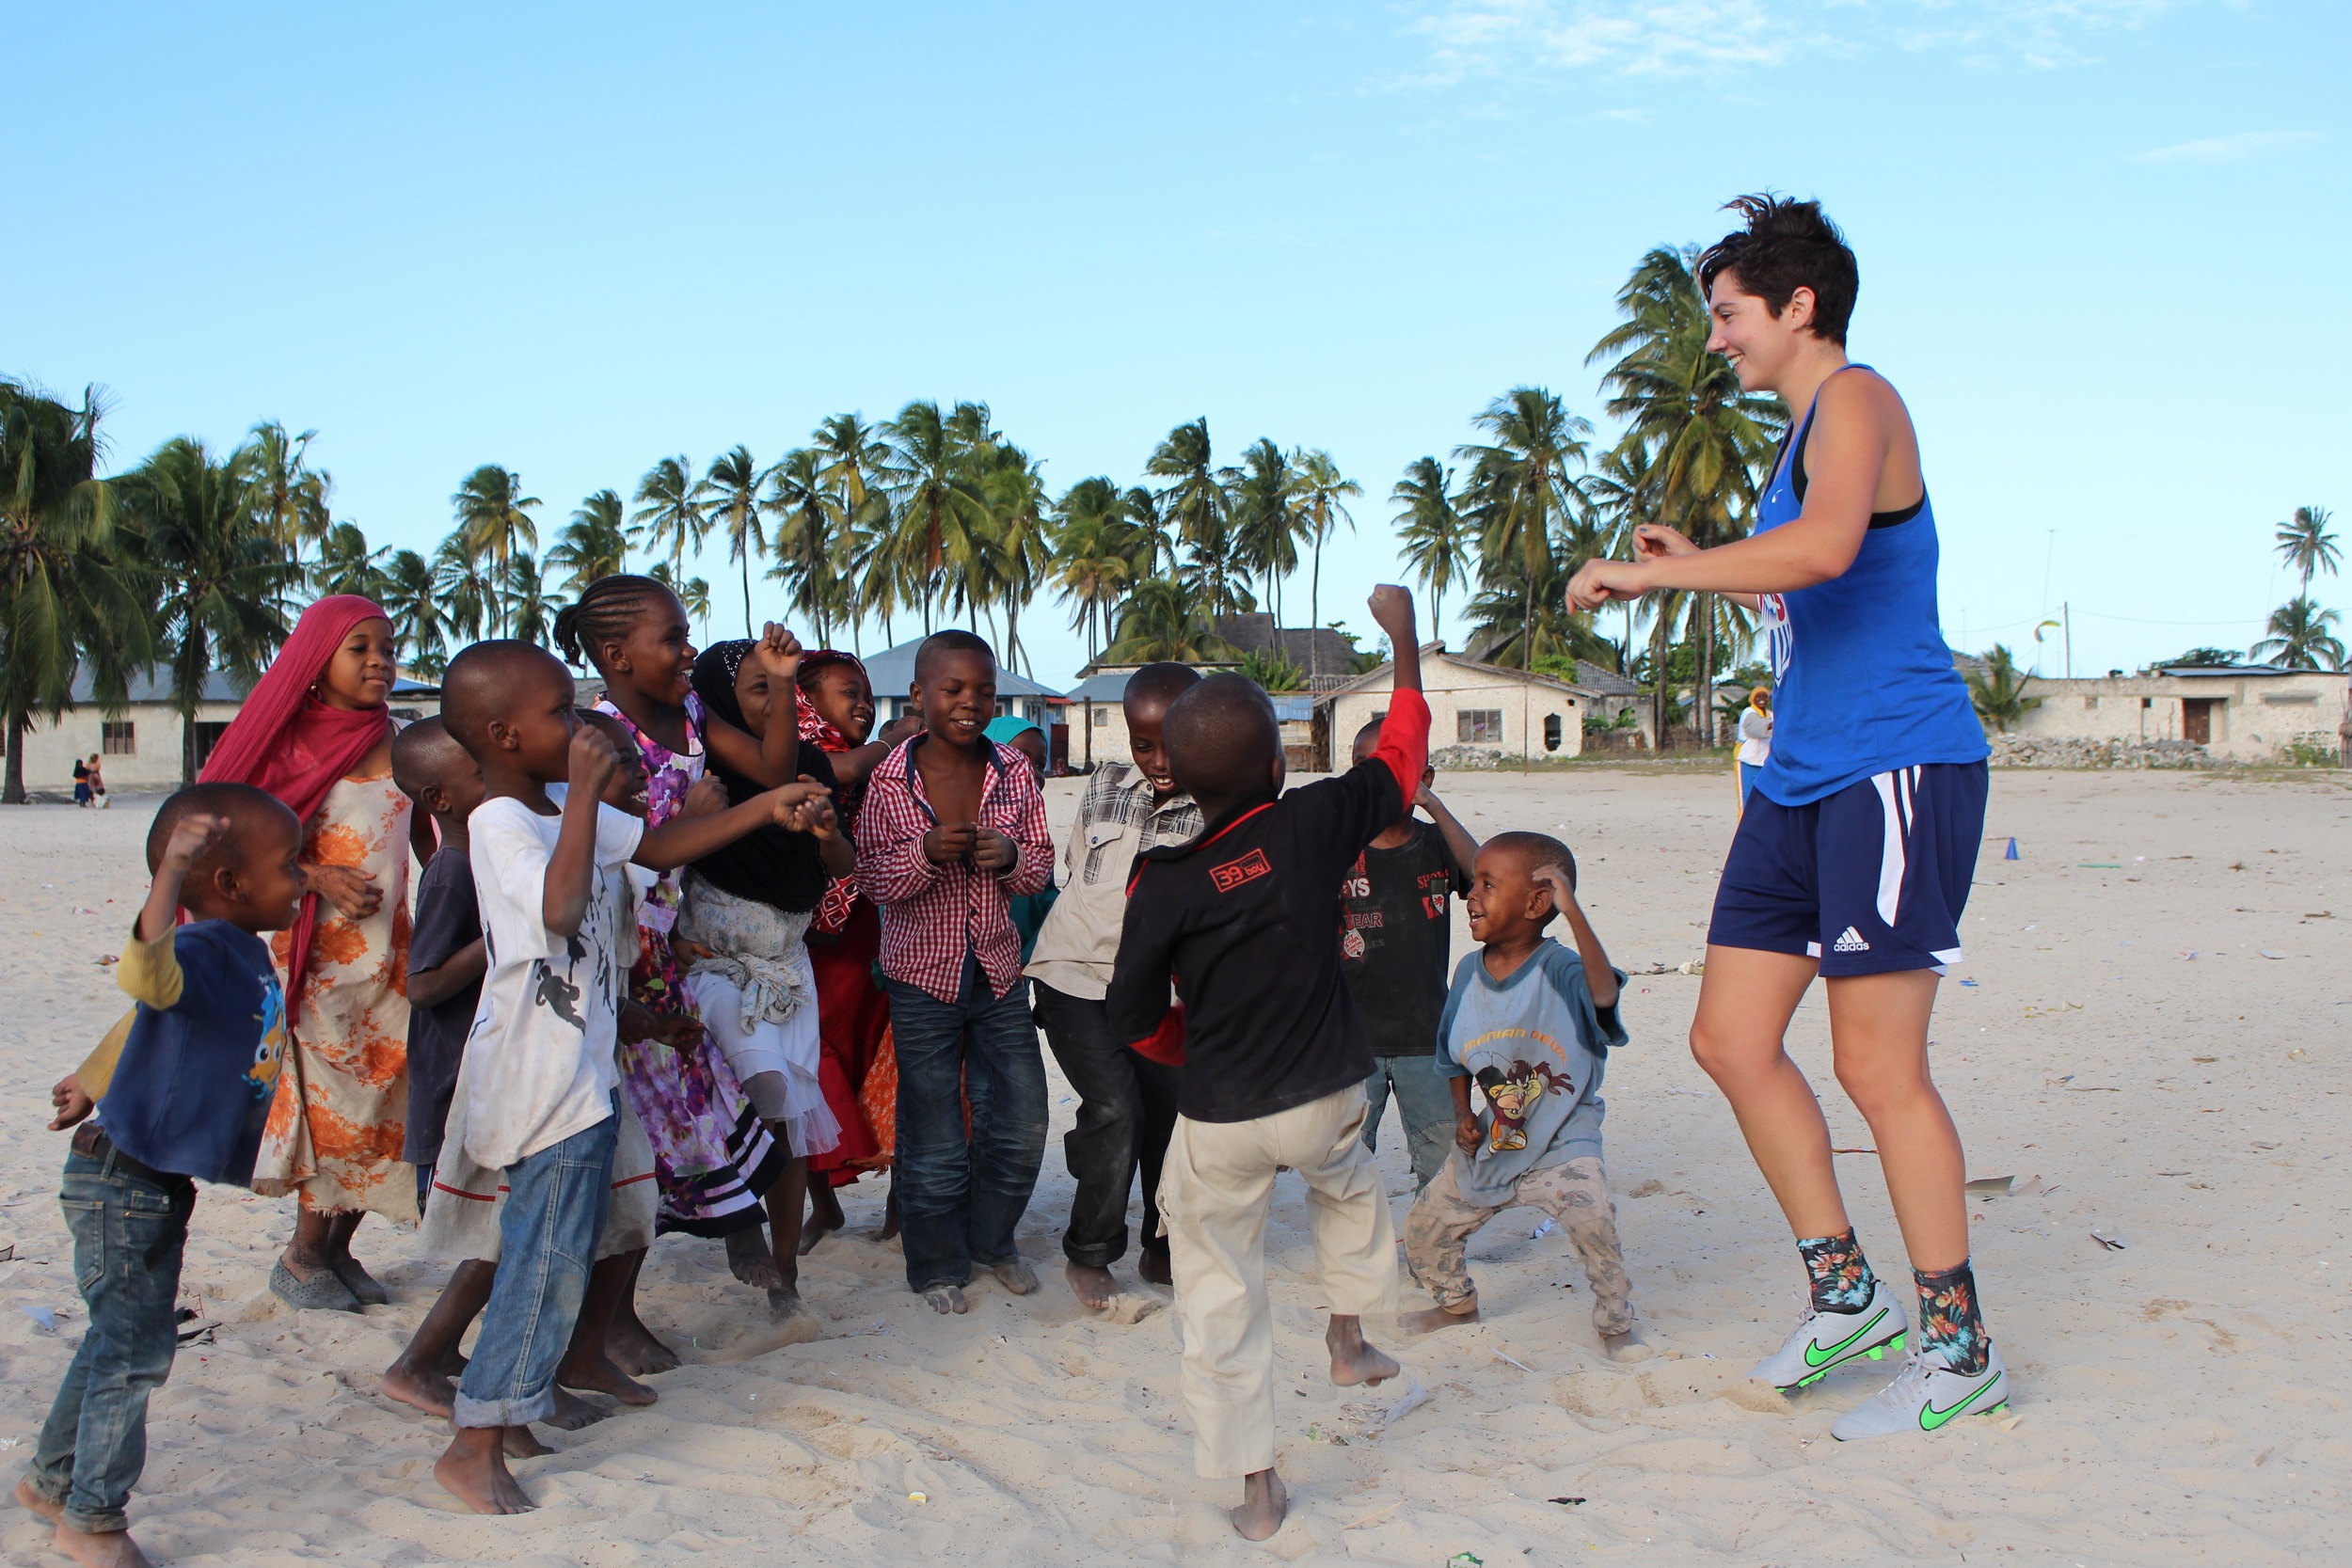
[1492,1347,1536,1373]
[2090,1225,2129,1252]
[1365,1378,1432,1437]
[2004,837,2019,860]
[1447,1556,1486,1568]
[0,1243,13,1261]
[1963,1175,2015,1197]
[1550,1497,1588,1506]
[1531,1217,1556,1240]
[24,1305,57,1330]
[908,1492,928,1504]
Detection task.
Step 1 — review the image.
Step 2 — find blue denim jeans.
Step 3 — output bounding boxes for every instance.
[453,1105,617,1429]
[1361,1053,1458,1190]
[884,954,1048,1291]
[25,1142,197,1535]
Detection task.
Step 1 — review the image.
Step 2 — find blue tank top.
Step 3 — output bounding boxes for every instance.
[1751,368,1986,806]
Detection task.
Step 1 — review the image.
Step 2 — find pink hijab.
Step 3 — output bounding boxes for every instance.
[200,594,396,1021]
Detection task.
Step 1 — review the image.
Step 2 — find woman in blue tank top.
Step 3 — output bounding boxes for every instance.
[1566,196,2008,1442]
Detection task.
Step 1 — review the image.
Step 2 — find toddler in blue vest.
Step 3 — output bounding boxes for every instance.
[1400,830,1651,1361]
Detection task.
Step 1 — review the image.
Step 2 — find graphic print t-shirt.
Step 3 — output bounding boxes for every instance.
[1337,820,1470,1056]
[461,792,642,1170]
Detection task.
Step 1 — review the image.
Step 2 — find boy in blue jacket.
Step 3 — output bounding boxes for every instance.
[18,783,306,1568]
[1400,831,1650,1362]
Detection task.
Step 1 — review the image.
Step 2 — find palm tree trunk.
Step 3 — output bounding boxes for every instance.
[1651,607,1671,752]
[1310,536,1324,684]
[3,716,24,804]
[742,549,755,640]
[1698,593,1714,748]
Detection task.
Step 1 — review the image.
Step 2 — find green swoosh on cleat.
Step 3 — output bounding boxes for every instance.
[1803,1307,1892,1369]
[1919,1370,2005,1432]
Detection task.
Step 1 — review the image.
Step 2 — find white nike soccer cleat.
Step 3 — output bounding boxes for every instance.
[1830,1343,2010,1442]
[1748,1279,1910,1390]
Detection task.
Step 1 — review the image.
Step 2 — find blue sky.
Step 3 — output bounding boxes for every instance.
[10,1,2346,686]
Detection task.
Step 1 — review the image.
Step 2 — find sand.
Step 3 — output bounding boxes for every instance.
[0,765,2344,1566]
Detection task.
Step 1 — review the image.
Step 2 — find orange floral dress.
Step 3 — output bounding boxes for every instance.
[255,771,415,1221]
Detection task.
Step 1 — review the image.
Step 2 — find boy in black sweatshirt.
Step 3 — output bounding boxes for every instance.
[1107,585,1427,1543]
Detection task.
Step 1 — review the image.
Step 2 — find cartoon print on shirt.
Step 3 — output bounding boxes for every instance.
[1473,1058,1574,1152]
[247,976,290,1099]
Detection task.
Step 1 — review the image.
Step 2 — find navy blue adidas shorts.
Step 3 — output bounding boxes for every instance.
[1708,761,1988,977]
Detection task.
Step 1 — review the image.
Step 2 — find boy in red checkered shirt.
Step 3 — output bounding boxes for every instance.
[853,630,1055,1314]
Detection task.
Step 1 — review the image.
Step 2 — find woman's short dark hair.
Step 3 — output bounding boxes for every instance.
[1696,194,1858,345]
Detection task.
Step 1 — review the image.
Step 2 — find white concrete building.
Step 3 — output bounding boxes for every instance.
[1318,646,1600,768]
[2002,664,2347,762]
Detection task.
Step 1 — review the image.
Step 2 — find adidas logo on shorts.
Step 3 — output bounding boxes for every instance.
[1833,926,1872,954]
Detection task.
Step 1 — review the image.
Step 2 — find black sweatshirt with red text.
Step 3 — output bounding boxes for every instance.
[1106,692,1431,1124]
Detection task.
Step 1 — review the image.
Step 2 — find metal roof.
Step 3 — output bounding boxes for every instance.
[1068,672,1135,703]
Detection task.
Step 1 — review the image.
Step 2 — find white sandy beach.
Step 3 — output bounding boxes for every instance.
[0,765,2344,1567]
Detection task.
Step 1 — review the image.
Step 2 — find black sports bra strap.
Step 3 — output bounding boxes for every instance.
[1784,365,1923,526]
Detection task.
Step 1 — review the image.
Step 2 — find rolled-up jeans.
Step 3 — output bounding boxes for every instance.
[453,1102,617,1429]
[1033,982,1181,1268]
[25,1141,195,1536]
[884,953,1048,1292]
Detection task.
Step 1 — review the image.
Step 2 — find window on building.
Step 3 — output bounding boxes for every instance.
[1544,714,1564,752]
[1458,709,1502,744]
[103,721,136,755]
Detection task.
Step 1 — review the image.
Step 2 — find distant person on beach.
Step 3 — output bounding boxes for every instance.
[1107,587,1422,1542]
[1737,688,1773,802]
[1025,662,1201,1310]
[19,783,303,1568]
[87,757,106,808]
[1567,195,2003,1441]
[200,595,415,1313]
[1399,832,1645,1359]
[72,757,91,807]
[1338,717,1477,1191]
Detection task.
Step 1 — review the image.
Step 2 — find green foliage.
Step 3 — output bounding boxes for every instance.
[2275,505,2340,592]
[1967,644,2041,732]
[451,465,540,638]
[547,490,630,597]
[1104,577,1233,665]
[1236,648,1304,691]
[2251,596,2346,672]
[1392,456,1470,631]
[2159,646,2240,668]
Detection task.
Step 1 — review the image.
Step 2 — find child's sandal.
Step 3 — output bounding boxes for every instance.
[270,1259,363,1314]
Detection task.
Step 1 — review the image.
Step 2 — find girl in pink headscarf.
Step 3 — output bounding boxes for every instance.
[202,594,415,1312]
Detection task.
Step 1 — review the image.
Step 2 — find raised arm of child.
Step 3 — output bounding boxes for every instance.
[1417,781,1481,880]
[632,777,834,871]
[544,725,620,937]
[702,622,805,787]
[1363,586,1429,808]
[1533,864,1618,1010]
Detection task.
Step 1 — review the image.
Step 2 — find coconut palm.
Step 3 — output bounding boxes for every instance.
[694,446,768,638]
[812,413,889,518]
[378,547,445,676]
[0,381,152,802]
[765,448,848,647]
[1457,388,1593,675]
[1292,450,1359,684]
[1236,648,1304,692]
[1966,644,2041,732]
[547,489,630,595]
[649,562,712,637]
[1050,478,1137,664]
[501,551,553,646]
[310,520,393,602]
[246,420,333,590]
[2275,505,2340,592]
[1148,419,1228,555]
[2250,596,2346,671]
[1105,576,1235,664]
[451,465,540,636]
[1229,439,1304,625]
[1581,439,1661,673]
[875,401,993,633]
[1392,457,1470,634]
[1178,515,1256,622]
[630,455,705,575]
[120,436,294,783]
[430,534,491,647]
[975,441,1051,676]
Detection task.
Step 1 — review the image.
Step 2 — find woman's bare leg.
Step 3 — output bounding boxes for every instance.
[1824,970,1966,1271]
[1688,946,1847,1239]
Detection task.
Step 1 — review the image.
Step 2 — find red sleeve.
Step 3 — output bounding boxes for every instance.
[1372,689,1430,807]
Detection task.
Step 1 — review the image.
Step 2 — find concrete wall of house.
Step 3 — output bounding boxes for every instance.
[1327,660,1584,766]
[1079,700,1135,771]
[8,701,247,792]
[2005,672,2348,760]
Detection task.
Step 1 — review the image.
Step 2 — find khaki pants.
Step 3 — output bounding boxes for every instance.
[1159,1085,1400,1480]
[1403,1154,1635,1338]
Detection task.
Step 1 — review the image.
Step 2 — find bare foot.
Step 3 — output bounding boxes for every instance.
[923,1285,968,1315]
[1602,1325,1654,1363]
[725,1226,785,1291]
[15,1480,63,1523]
[609,1315,681,1375]
[542,1386,612,1432]
[1401,1299,1482,1336]
[1230,1468,1287,1541]
[379,1359,457,1418]
[557,1347,658,1408]
[51,1522,152,1568]
[436,1426,536,1514]
[1137,1245,1172,1288]
[501,1423,553,1458]
[992,1259,1039,1296]
[1067,1262,1119,1309]
[801,1182,845,1255]
[1326,1314,1399,1386]
[768,1291,824,1343]
[879,1189,901,1243]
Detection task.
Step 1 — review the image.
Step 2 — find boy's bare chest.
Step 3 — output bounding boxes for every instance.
[914,750,986,824]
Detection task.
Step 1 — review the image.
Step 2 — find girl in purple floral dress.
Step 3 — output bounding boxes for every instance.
[552,578,810,1354]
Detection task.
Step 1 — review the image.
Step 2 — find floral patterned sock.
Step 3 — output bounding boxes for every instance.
[1795,1228,1879,1314]
[1915,1260,1990,1374]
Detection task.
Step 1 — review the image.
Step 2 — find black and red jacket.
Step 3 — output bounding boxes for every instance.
[1106,692,1430,1124]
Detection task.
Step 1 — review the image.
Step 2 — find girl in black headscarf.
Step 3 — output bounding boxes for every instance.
[676,640,851,1333]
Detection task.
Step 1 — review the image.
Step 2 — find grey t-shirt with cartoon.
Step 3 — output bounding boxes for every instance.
[1434,939,1628,1208]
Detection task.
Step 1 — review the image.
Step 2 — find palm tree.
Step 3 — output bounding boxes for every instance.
[649,562,711,636]
[1292,449,1360,684]
[2275,505,2340,592]
[630,455,705,575]
[120,436,294,783]
[502,551,553,646]
[1050,478,1137,665]
[310,520,393,602]
[431,534,491,649]
[1236,648,1304,692]
[876,401,993,633]
[2250,596,2346,671]
[246,420,332,594]
[379,547,446,677]
[1458,387,1593,678]
[1229,439,1304,625]
[547,489,630,595]
[1105,577,1235,664]
[765,448,848,647]
[1582,439,1661,672]
[1966,644,2041,732]
[1178,516,1256,621]
[975,441,1051,676]
[0,382,153,802]
[1148,419,1228,556]
[451,465,540,636]
[1392,457,1470,634]
[694,446,768,637]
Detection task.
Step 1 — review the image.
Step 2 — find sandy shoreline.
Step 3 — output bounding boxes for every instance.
[1,766,2344,1566]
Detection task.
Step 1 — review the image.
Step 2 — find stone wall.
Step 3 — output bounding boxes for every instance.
[1987,735,2211,768]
